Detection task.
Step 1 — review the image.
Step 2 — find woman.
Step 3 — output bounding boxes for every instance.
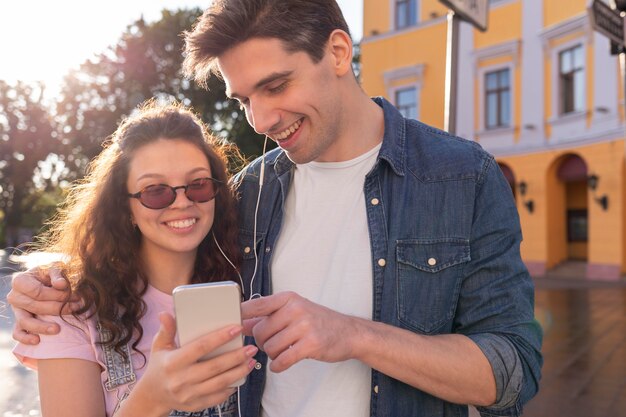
[13,101,256,417]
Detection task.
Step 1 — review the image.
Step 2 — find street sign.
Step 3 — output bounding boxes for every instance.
[589,0,625,47]
[439,0,489,31]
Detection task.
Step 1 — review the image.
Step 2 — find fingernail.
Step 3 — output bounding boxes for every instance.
[248,359,257,370]
[245,345,258,357]
[229,326,243,336]
[47,327,56,334]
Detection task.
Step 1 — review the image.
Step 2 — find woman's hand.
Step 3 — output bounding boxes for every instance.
[117,312,257,417]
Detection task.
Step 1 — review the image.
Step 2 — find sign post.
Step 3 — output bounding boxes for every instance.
[589,0,625,46]
[439,0,489,134]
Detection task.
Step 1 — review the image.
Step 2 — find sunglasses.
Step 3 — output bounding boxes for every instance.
[127,177,222,209]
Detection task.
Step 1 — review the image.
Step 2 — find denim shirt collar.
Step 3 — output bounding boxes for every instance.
[373,96,406,177]
[271,96,406,177]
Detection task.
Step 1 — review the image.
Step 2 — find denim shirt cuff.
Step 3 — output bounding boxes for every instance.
[468,333,523,414]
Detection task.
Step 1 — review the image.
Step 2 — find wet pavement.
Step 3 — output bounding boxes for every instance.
[524,278,626,417]
[0,250,40,417]
[1,250,625,416]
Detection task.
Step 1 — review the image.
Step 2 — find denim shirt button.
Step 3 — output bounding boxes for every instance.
[427,257,437,266]
[377,258,386,267]
[371,198,380,205]
[244,246,251,254]
[373,385,379,394]
[265,246,271,253]
[254,362,262,370]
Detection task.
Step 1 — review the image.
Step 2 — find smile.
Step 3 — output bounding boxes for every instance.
[274,119,302,141]
[165,218,197,229]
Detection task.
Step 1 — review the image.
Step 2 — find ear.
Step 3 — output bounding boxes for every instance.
[327,29,353,77]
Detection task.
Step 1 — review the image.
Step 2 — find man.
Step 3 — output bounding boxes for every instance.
[8,1,542,416]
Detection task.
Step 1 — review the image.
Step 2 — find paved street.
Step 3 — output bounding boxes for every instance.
[1,250,625,416]
[0,250,40,417]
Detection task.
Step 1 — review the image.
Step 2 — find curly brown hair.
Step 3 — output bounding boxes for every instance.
[41,100,241,357]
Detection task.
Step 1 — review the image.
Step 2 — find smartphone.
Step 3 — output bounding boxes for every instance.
[173,281,245,386]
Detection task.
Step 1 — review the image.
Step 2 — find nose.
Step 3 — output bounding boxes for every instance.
[169,187,193,209]
[246,98,280,135]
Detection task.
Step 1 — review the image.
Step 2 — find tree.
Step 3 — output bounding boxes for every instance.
[56,8,268,179]
[0,81,62,247]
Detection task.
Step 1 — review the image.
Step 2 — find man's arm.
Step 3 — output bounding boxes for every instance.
[8,267,80,344]
[243,293,496,406]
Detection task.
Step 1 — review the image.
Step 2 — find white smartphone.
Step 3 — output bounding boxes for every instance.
[173,281,246,386]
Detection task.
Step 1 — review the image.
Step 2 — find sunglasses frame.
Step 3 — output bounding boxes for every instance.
[127,177,223,209]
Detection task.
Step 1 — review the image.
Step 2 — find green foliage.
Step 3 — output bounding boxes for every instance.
[56,8,269,179]
[1,7,282,242]
[0,81,63,244]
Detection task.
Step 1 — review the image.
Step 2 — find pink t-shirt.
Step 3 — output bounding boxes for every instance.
[13,285,174,416]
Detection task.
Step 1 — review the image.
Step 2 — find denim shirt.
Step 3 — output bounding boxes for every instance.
[233,97,542,417]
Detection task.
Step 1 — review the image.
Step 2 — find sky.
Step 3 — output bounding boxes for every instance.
[0,0,363,94]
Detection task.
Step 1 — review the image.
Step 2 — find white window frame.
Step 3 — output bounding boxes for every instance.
[480,64,514,133]
[392,86,419,119]
[538,14,592,128]
[384,64,424,120]
[549,38,587,124]
[389,0,420,31]
[473,40,519,137]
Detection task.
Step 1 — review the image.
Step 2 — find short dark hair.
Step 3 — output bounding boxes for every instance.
[182,0,351,87]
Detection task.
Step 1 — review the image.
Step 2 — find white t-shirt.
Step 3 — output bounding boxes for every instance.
[262,144,381,417]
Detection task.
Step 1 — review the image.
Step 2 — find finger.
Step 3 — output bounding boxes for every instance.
[49,267,70,290]
[12,328,41,345]
[14,308,60,336]
[240,292,292,319]
[259,323,299,360]
[151,312,178,352]
[14,267,51,287]
[11,271,70,303]
[242,317,264,336]
[189,344,258,385]
[174,325,243,366]
[192,355,255,396]
[178,388,236,413]
[269,342,302,373]
[7,289,68,316]
[250,307,292,349]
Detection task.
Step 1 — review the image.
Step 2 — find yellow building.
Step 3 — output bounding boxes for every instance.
[361,0,625,281]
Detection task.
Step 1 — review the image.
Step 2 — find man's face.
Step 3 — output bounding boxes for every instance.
[217,38,344,164]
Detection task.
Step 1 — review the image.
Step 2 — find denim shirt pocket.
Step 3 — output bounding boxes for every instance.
[396,238,470,334]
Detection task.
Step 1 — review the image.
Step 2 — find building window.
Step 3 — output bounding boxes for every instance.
[559,45,584,114]
[484,68,511,129]
[395,87,417,119]
[396,0,417,29]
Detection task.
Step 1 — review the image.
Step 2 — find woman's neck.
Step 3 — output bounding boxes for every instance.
[139,245,196,294]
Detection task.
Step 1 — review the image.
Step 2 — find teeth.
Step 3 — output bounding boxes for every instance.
[275,119,302,140]
[166,218,196,229]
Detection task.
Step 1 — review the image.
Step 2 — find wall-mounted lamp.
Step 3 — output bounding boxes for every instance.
[587,174,609,211]
[517,181,534,214]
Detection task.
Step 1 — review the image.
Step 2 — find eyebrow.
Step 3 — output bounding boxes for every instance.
[136,167,211,182]
[228,70,293,100]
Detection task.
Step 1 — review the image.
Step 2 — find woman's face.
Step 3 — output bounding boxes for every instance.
[126,138,216,260]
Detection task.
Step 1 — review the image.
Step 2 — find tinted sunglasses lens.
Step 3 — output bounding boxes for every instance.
[186,179,217,202]
[140,185,176,209]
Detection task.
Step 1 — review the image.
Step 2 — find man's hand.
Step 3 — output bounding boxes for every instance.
[241,292,357,372]
[7,266,80,344]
